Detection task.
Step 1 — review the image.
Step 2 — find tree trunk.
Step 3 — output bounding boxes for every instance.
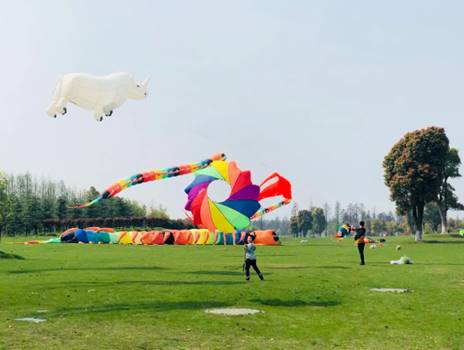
[438,206,448,234]
[413,203,424,242]
[406,209,416,234]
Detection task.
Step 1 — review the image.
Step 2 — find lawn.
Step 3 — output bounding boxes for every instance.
[0,235,463,350]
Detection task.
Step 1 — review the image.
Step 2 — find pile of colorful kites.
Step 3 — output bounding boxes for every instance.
[23,227,280,246]
[335,224,352,239]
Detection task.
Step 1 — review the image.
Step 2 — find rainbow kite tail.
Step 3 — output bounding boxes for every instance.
[72,197,102,209]
[71,153,226,209]
[251,198,292,220]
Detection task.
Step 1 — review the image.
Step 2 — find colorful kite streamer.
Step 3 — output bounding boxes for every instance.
[73,154,292,233]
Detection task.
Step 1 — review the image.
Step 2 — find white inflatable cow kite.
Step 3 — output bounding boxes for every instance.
[47,72,149,121]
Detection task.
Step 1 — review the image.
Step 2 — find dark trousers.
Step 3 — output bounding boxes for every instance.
[357,243,365,264]
[245,259,262,279]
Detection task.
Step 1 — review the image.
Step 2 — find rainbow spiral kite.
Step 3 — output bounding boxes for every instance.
[73,154,292,233]
[184,160,261,232]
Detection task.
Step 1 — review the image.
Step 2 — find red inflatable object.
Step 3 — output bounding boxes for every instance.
[258,173,292,201]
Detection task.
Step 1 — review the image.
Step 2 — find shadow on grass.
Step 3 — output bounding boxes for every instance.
[186,270,244,276]
[266,264,309,269]
[313,266,351,270]
[258,254,296,257]
[423,240,464,244]
[296,243,339,247]
[8,266,167,274]
[250,298,341,307]
[41,279,244,289]
[185,270,272,277]
[415,263,464,266]
[35,300,232,318]
[0,251,25,260]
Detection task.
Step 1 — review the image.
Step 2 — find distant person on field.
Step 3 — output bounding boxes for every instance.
[354,221,366,265]
[244,235,264,281]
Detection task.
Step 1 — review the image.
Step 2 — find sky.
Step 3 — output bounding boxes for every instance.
[0,0,463,219]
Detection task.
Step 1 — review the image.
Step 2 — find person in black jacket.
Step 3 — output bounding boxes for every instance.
[354,221,366,265]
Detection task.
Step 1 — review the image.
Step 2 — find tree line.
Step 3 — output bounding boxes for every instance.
[0,173,190,236]
[287,200,464,238]
[287,203,398,237]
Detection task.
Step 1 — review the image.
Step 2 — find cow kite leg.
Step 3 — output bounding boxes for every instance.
[54,77,75,116]
[55,98,68,116]
[46,78,67,118]
[94,109,105,122]
[103,103,116,117]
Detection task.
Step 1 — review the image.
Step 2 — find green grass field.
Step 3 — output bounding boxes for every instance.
[1,236,463,350]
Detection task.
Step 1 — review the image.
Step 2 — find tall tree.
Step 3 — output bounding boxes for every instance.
[0,172,11,241]
[435,148,463,233]
[423,203,442,232]
[370,219,386,235]
[290,202,299,218]
[323,203,330,237]
[289,215,299,237]
[56,196,68,220]
[384,127,449,241]
[148,204,170,219]
[84,187,102,218]
[311,207,327,236]
[334,202,341,228]
[6,194,23,234]
[297,209,313,237]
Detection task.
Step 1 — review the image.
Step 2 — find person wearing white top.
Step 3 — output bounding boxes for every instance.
[244,235,264,281]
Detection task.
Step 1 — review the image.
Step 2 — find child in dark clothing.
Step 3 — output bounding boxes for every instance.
[354,221,366,265]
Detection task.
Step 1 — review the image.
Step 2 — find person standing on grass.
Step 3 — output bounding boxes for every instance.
[354,221,366,265]
[244,235,264,281]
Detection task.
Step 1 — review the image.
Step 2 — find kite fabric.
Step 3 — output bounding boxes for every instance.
[251,173,293,220]
[184,160,261,233]
[336,224,352,238]
[72,154,292,233]
[72,153,226,208]
[19,227,281,246]
[47,72,150,121]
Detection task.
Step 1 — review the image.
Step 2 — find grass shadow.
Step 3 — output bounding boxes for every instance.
[265,264,309,269]
[415,262,464,266]
[8,266,167,274]
[0,251,25,260]
[42,279,244,289]
[258,254,296,257]
[33,300,232,318]
[186,271,244,276]
[293,243,340,247]
[313,266,352,270]
[250,298,341,307]
[423,240,464,244]
[185,270,272,277]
